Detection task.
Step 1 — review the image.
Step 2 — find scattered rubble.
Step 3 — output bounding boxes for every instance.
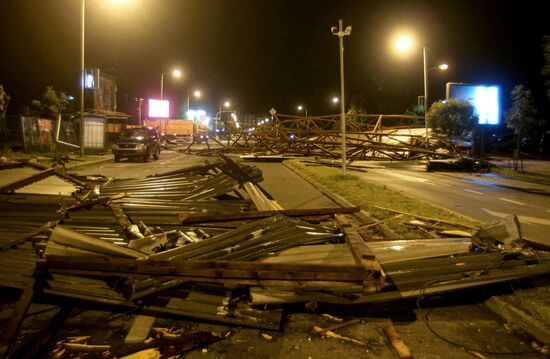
[0,155,549,357]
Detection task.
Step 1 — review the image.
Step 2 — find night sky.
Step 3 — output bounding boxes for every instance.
[1,0,549,120]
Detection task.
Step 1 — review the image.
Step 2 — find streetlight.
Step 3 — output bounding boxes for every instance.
[79,0,129,156]
[216,100,232,133]
[187,90,201,118]
[297,105,308,117]
[160,69,181,101]
[332,97,339,104]
[331,19,352,175]
[394,34,447,148]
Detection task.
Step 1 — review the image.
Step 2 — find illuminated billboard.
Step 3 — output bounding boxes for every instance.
[148,99,169,118]
[446,83,500,125]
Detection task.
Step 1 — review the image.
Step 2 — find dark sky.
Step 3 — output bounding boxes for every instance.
[1,0,549,120]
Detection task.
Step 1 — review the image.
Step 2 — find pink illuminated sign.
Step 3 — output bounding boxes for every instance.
[148,99,169,118]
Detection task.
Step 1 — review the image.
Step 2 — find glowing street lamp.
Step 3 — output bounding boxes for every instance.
[79,0,130,156]
[186,90,201,120]
[160,69,181,101]
[297,105,308,117]
[394,33,447,147]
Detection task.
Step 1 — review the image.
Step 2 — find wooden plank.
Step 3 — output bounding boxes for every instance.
[0,168,55,193]
[125,315,156,344]
[382,325,412,359]
[0,286,34,358]
[335,215,384,292]
[177,207,361,224]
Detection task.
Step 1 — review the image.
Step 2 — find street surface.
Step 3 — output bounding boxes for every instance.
[74,151,336,209]
[75,153,550,246]
[352,161,550,246]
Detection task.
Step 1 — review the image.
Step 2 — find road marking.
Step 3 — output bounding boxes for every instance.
[498,197,526,206]
[383,171,450,187]
[481,208,550,226]
[464,189,483,195]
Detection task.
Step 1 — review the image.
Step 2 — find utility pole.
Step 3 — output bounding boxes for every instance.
[331,19,352,175]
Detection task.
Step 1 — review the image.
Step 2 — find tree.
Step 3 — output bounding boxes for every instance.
[542,35,550,101]
[504,85,541,156]
[405,105,425,116]
[427,99,477,142]
[26,86,69,119]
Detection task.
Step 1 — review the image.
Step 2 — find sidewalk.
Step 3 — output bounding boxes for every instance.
[489,156,550,177]
[1,151,113,170]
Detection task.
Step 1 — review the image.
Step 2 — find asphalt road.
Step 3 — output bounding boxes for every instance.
[73,151,337,209]
[352,161,550,246]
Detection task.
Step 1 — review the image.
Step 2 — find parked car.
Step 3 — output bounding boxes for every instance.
[112,127,160,162]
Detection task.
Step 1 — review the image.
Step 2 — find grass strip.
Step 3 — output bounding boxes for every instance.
[285,159,479,237]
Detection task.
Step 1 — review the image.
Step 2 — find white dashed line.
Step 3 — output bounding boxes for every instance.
[498,197,526,206]
[464,189,483,195]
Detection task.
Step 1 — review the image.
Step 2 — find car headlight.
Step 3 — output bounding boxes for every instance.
[136,143,145,149]
[112,144,119,149]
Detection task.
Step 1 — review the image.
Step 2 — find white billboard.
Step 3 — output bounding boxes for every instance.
[446,83,500,125]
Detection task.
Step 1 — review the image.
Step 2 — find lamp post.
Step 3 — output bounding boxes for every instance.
[395,34,448,148]
[216,100,231,133]
[80,0,86,157]
[79,0,129,156]
[297,105,308,118]
[331,19,352,175]
[186,90,201,119]
[160,69,181,101]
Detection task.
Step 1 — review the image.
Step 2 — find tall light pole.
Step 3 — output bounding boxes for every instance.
[79,0,129,156]
[422,38,429,147]
[160,69,181,101]
[186,90,201,119]
[332,19,352,174]
[217,100,231,132]
[395,34,448,149]
[80,0,86,157]
[297,105,308,118]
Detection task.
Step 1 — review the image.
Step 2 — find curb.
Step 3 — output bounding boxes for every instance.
[282,159,481,226]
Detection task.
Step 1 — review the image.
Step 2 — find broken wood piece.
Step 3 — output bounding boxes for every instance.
[261,333,273,341]
[313,326,366,346]
[120,347,161,359]
[322,319,361,334]
[321,313,343,322]
[382,325,412,359]
[62,343,111,353]
[65,335,91,344]
[374,205,473,228]
[335,214,385,292]
[437,230,472,238]
[125,315,156,344]
[177,207,360,224]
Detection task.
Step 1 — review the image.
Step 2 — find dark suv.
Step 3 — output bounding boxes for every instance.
[112,127,161,162]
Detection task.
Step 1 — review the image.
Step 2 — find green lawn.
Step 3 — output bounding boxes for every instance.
[285,159,480,237]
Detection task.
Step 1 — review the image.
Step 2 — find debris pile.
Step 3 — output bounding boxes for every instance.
[182,113,460,160]
[1,156,549,357]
